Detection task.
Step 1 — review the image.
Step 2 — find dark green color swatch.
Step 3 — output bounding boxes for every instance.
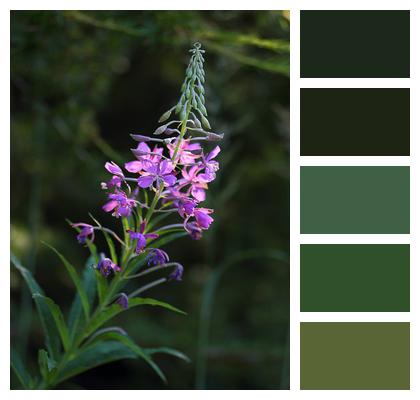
[300,166,410,234]
[300,10,410,77]
[300,322,410,390]
[300,88,410,156]
[300,244,410,312]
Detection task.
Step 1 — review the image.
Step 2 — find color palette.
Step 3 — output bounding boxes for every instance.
[299,9,411,391]
[300,322,410,389]
[300,244,410,312]
[300,88,410,156]
[300,10,410,78]
[300,166,410,234]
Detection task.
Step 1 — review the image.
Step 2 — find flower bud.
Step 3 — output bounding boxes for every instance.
[130,134,151,142]
[158,108,172,123]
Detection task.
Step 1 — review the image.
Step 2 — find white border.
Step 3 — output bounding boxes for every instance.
[2,0,420,398]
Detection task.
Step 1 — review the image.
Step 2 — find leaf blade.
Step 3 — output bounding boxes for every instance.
[33,294,70,351]
[86,297,186,338]
[42,242,90,319]
[11,254,61,360]
[11,348,33,389]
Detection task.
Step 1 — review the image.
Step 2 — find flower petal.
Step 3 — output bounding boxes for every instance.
[137,175,155,188]
[191,186,206,202]
[125,161,143,173]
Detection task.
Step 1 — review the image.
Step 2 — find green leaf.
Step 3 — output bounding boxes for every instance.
[42,242,90,319]
[38,349,56,381]
[86,297,186,337]
[33,294,70,351]
[95,269,108,304]
[82,332,167,383]
[105,333,167,382]
[11,348,33,389]
[11,254,61,360]
[145,347,191,363]
[68,258,97,341]
[56,341,137,384]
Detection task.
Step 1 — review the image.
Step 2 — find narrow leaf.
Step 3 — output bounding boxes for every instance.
[11,348,33,389]
[68,259,97,341]
[145,347,191,363]
[86,297,186,337]
[38,349,56,381]
[33,294,70,351]
[11,254,61,360]
[57,341,137,384]
[42,242,90,319]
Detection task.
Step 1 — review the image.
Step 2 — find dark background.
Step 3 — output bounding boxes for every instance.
[11,10,290,389]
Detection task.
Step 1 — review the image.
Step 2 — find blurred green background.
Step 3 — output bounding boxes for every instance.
[10,10,290,389]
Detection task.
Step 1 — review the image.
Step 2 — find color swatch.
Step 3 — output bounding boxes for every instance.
[300,166,410,234]
[300,322,410,390]
[300,88,410,156]
[300,244,410,312]
[300,10,410,78]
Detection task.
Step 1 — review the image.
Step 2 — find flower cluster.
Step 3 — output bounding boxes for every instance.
[71,42,222,294]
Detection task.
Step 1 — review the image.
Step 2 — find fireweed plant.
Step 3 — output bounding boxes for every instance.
[11,43,223,389]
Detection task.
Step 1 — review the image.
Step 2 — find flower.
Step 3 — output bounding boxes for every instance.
[127,222,159,254]
[193,208,214,229]
[169,264,184,281]
[167,138,201,164]
[105,161,124,176]
[103,190,137,218]
[102,161,125,189]
[164,188,197,218]
[97,257,121,277]
[200,146,220,176]
[147,249,170,266]
[178,165,209,202]
[127,142,163,173]
[71,223,95,244]
[185,221,202,240]
[137,159,176,189]
[115,293,129,309]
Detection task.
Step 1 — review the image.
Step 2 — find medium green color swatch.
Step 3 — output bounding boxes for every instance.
[300,167,410,234]
[300,322,410,390]
[300,244,410,312]
[300,88,410,156]
[300,10,410,78]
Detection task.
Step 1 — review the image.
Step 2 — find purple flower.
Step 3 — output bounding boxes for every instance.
[167,138,201,164]
[103,190,137,218]
[178,165,209,202]
[185,222,203,240]
[200,146,220,176]
[169,264,184,281]
[127,222,159,254]
[193,208,214,229]
[137,160,176,189]
[96,257,121,277]
[105,161,124,177]
[147,248,170,266]
[127,143,163,173]
[71,223,95,244]
[165,188,197,218]
[102,162,125,189]
[115,293,129,309]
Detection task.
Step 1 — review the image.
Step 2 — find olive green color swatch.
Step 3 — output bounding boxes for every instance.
[300,88,410,156]
[300,244,410,312]
[300,322,410,390]
[300,10,410,77]
[300,166,410,234]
